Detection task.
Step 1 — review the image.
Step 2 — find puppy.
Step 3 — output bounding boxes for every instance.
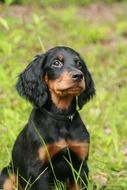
[0,46,95,190]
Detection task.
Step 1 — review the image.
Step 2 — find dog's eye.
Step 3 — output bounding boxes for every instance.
[76,60,82,68]
[52,60,63,68]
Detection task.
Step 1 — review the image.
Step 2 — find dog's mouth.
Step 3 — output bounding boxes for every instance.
[55,84,84,96]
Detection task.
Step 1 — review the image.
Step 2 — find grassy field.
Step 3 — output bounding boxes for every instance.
[0,1,127,189]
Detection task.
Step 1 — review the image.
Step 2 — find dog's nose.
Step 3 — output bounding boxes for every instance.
[71,72,83,82]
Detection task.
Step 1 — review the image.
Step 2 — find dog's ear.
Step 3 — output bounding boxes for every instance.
[78,60,95,109]
[16,54,48,107]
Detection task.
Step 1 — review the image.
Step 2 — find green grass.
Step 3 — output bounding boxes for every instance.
[0,1,127,189]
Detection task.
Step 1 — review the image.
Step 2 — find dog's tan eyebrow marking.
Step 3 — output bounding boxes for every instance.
[57,54,64,62]
[74,55,80,61]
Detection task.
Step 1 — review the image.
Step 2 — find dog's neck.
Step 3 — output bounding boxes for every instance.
[43,94,76,115]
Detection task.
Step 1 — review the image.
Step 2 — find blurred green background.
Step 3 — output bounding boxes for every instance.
[0,0,127,189]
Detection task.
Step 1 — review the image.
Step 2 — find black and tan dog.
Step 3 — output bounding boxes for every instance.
[0,46,95,190]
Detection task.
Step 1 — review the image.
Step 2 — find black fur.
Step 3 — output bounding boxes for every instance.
[78,60,95,109]
[0,46,95,190]
[16,54,48,107]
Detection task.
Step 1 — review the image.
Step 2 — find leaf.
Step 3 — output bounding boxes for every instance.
[0,17,9,30]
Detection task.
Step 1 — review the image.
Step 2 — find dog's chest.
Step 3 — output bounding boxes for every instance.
[38,139,89,162]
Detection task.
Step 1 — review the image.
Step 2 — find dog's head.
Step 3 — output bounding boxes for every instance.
[16,46,95,109]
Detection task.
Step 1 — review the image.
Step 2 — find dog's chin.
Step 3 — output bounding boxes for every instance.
[55,87,84,97]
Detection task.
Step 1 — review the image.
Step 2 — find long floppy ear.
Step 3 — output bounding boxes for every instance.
[16,54,48,107]
[78,61,95,109]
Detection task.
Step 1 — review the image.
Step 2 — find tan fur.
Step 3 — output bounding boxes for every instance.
[57,54,64,62]
[68,184,80,190]
[38,140,67,162]
[44,71,85,110]
[49,93,73,110]
[3,174,16,190]
[47,71,85,95]
[68,140,89,160]
[3,174,23,190]
[38,140,89,162]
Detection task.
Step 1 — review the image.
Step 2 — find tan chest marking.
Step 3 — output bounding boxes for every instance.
[38,140,67,162]
[38,140,89,161]
[68,140,89,160]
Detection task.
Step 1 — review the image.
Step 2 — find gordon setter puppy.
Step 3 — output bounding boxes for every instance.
[0,46,95,190]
